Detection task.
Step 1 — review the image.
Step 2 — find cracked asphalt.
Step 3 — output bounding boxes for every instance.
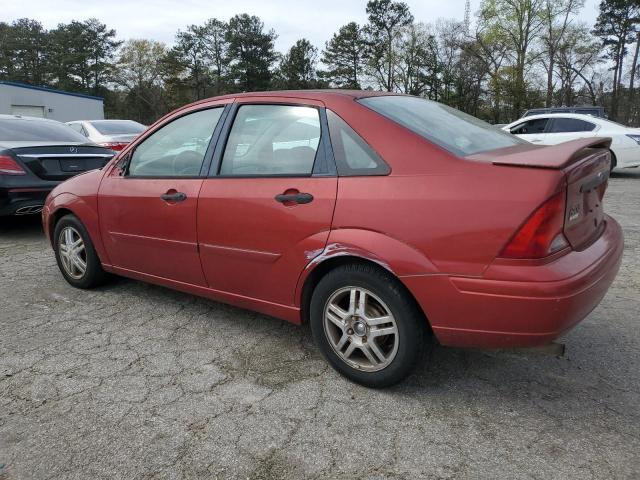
[1,171,639,480]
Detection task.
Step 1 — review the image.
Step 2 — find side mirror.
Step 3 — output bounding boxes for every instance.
[115,151,132,176]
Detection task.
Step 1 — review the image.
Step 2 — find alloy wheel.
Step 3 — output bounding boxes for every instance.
[323,286,399,372]
[58,226,87,280]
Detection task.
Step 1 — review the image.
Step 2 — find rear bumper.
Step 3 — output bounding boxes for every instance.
[402,216,624,348]
[0,186,52,216]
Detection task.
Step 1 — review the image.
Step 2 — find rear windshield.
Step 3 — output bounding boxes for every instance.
[89,120,146,135]
[0,119,88,142]
[359,96,525,156]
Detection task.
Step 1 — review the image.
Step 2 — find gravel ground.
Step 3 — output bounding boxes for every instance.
[1,171,639,480]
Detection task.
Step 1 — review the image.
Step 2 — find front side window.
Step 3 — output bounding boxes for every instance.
[548,118,596,133]
[359,96,525,157]
[220,105,321,176]
[128,108,223,177]
[510,118,549,135]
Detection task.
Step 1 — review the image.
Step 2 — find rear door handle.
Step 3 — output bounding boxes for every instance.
[160,191,187,202]
[275,192,314,204]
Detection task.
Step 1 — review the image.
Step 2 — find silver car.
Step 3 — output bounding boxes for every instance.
[66,120,146,152]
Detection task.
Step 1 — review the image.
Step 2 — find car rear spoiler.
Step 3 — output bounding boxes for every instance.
[489,137,612,170]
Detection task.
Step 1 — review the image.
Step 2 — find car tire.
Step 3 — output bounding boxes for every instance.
[310,262,429,388]
[53,214,108,289]
[609,150,617,172]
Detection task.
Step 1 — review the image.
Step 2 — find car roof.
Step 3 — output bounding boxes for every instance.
[212,89,396,100]
[510,113,604,124]
[180,90,401,111]
[0,114,62,123]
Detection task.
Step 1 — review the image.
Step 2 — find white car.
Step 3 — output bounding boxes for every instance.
[503,113,640,171]
[66,120,146,152]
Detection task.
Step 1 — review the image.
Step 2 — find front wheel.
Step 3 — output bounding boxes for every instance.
[53,214,108,289]
[310,263,429,388]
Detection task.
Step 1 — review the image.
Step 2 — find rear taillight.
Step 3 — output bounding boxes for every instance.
[499,191,569,259]
[100,142,128,151]
[0,155,26,175]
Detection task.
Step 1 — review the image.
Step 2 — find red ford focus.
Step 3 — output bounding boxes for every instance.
[42,91,623,387]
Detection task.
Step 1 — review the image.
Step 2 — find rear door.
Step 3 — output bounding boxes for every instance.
[197,98,337,306]
[544,117,597,145]
[98,104,228,285]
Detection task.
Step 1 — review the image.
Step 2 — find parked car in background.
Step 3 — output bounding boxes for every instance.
[43,91,622,387]
[0,115,114,216]
[503,113,640,171]
[66,120,146,151]
[523,106,606,118]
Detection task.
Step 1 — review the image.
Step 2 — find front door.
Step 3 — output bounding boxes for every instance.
[511,117,550,144]
[197,101,338,306]
[98,106,226,285]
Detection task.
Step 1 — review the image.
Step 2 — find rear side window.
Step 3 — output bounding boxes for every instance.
[575,109,600,116]
[359,96,524,157]
[326,110,389,176]
[549,118,596,133]
[510,118,549,135]
[220,105,320,176]
[90,120,146,135]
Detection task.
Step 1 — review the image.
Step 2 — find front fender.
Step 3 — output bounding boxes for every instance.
[44,192,110,265]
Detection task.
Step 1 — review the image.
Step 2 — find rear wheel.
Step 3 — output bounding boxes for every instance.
[310,263,428,388]
[54,214,108,289]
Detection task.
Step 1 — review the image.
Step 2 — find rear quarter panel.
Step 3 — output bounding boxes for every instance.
[322,96,566,277]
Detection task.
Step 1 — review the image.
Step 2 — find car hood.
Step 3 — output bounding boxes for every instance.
[0,141,100,150]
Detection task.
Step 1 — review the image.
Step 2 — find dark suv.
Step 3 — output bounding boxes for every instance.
[523,106,606,118]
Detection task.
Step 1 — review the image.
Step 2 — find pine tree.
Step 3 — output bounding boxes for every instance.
[320,22,366,89]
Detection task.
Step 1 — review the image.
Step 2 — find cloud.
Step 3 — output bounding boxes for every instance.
[4,0,600,52]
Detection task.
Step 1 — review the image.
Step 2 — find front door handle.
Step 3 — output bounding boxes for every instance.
[275,192,314,205]
[160,191,187,202]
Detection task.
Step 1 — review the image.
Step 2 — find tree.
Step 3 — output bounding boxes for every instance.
[540,0,584,107]
[202,18,229,94]
[364,0,414,91]
[0,19,49,85]
[393,23,440,97]
[479,0,546,117]
[464,21,511,122]
[115,39,168,123]
[278,38,320,89]
[225,14,277,92]
[320,22,366,88]
[171,25,211,100]
[556,24,603,105]
[593,0,640,120]
[628,30,640,123]
[49,19,120,94]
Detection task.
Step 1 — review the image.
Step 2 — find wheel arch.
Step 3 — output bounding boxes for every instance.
[47,193,109,265]
[297,253,432,334]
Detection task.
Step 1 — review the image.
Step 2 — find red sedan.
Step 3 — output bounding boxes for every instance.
[42,91,623,387]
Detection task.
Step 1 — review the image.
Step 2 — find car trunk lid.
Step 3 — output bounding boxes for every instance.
[9,144,114,181]
[471,137,612,252]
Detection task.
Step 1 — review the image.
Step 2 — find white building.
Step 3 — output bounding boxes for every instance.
[0,81,104,122]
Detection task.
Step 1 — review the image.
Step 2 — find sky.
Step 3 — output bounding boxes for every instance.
[6,0,601,53]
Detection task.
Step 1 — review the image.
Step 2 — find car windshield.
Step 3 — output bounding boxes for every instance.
[359,96,525,156]
[0,119,89,142]
[89,120,146,135]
